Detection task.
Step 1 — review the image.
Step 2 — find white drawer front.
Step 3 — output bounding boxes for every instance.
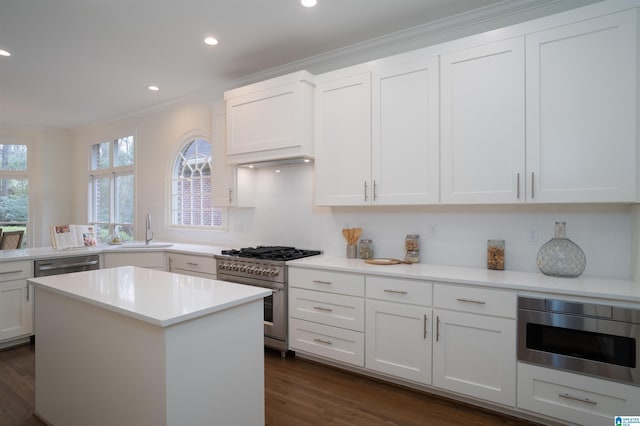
[289,287,364,332]
[289,268,364,297]
[169,254,216,275]
[0,260,32,281]
[434,283,515,318]
[517,363,640,426]
[289,318,364,366]
[366,276,432,306]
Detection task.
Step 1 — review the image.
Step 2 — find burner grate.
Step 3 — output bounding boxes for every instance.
[220,246,321,261]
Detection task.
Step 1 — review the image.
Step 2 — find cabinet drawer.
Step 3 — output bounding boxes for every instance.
[434,283,515,318]
[169,254,216,275]
[517,363,640,425]
[0,261,32,281]
[289,318,364,367]
[289,288,364,332]
[289,268,364,297]
[366,276,431,306]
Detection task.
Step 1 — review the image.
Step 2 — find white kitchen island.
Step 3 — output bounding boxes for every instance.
[28,266,271,426]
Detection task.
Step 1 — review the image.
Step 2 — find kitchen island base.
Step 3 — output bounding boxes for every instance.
[34,286,265,426]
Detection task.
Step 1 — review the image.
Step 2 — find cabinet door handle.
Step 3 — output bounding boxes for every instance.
[228,188,233,203]
[313,338,333,345]
[456,298,486,305]
[186,262,199,267]
[26,284,30,301]
[531,172,535,199]
[313,306,333,312]
[312,280,332,285]
[423,314,428,339]
[384,289,408,295]
[436,316,440,342]
[364,181,368,202]
[516,173,520,199]
[373,180,378,201]
[558,393,597,405]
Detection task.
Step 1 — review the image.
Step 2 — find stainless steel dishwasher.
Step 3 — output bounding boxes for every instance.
[34,255,100,277]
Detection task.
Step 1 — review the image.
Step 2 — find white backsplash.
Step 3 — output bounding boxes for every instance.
[225,163,632,280]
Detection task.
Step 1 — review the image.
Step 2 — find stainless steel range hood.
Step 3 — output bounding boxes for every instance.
[236,157,314,169]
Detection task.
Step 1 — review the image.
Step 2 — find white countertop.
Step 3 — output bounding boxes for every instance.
[28,266,271,327]
[287,255,640,304]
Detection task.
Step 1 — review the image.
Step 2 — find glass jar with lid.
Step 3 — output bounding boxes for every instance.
[405,234,420,263]
[359,239,373,259]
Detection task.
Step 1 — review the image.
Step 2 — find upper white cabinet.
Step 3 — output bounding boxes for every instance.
[315,56,440,206]
[211,102,255,207]
[440,38,525,204]
[224,70,315,165]
[525,10,637,203]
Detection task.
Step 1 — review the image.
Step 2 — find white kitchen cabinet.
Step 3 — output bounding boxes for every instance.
[224,70,315,165]
[525,10,637,203]
[432,284,516,407]
[316,55,439,206]
[288,267,365,366]
[167,253,216,279]
[440,37,525,204]
[365,276,432,384]
[103,251,166,270]
[0,260,33,345]
[518,362,640,426]
[211,101,255,207]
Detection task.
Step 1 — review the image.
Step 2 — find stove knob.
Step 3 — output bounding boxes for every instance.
[232,264,240,271]
[239,265,247,272]
[219,263,228,271]
[270,269,279,277]
[247,267,256,274]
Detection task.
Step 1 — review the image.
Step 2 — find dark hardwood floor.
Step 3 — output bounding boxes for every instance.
[0,343,538,425]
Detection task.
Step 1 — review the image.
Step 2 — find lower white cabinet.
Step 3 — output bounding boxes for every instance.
[432,284,516,407]
[0,260,33,344]
[103,252,166,270]
[168,253,217,279]
[289,318,364,366]
[366,299,431,384]
[518,362,640,426]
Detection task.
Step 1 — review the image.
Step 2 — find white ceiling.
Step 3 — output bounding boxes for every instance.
[0,0,560,129]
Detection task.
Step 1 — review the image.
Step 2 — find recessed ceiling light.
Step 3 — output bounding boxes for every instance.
[204,37,219,46]
[148,85,159,91]
[301,0,317,7]
[0,49,11,57]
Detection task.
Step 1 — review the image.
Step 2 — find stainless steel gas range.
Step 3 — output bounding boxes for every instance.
[215,246,321,356]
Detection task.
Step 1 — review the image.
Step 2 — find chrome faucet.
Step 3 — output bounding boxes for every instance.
[145,213,154,245]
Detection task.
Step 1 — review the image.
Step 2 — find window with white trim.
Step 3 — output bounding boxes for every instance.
[89,136,135,243]
[0,142,28,248]
[171,137,224,228]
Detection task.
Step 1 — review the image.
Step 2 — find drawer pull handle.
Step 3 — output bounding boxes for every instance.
[313,306,333,312]
[186,262,199,267]
[436,316,440,342]
[313,338,333,345]
[384,289,408,295]
[456,298,486,305]
[559,393,597,405]
[0,269,23,275]
[313,280,332,285]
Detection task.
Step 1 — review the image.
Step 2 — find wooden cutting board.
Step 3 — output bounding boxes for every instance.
[364,258,411,265]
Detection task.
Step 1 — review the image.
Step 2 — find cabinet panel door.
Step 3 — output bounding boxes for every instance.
[433,309,516,406]
[315,72,372,206]
[366,300,431,384]
[441,38,525,204]
[0,280,33,341]
[526,11,637,202]
[372,57,439,204]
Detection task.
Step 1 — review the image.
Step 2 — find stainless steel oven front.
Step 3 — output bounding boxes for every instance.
[517,296,640,386]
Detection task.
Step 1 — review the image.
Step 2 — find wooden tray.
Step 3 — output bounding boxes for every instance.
[364,258,409,265]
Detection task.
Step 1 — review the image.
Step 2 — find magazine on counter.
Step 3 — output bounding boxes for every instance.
[50,224,97,249]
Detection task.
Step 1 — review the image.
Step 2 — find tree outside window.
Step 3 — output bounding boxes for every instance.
[89,136,135,242]
[0,143,28,248]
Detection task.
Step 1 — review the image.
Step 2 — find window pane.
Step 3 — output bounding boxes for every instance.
[114,223,134,242]
[92,176,110,222]
[115,173,134,223]
[114,136,134,167]
[91,142,110,170]
[0,144,27,171]
[0,178,28,222]
[94,223,110,244]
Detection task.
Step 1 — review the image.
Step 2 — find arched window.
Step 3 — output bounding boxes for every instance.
[171,138,223,227]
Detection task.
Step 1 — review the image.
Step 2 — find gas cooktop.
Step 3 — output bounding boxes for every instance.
[219,246,321,261]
